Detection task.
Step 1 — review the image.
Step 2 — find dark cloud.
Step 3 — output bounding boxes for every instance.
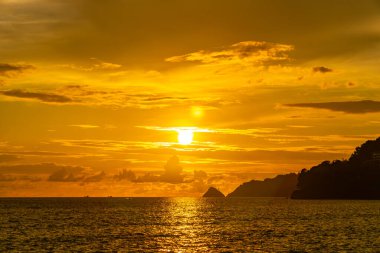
[48,168,106,183]
[0,63,35,77]
[0,163,85,174]
[160,155,184,183]
[312,66,333,73]
[0,174,41,182]
[1,89,74,103]
[47,167,107,183]
[132,156,185,184]
[134,173,160,183]
[64,85,84,89]
[285,100,380,114]
[0,163,85,183]
[142,96,189,102]
[4,151,68,156]
[83,171,106,182]
[0,174,16,182]
[48,169,83,182]
[114,169,136,181]
[0,154,19,163]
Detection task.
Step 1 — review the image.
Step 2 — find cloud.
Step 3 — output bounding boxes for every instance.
[0,163,90,183]
[3,151,68,157]
[133,156,185,184]
[166,41,293,65]
[58,58,122,72]
[160,155,184,183]
[0,174,40,182]
[0,174,17,182]
[134,173,160,183]
[114,169,136,181]
[139,126,278,137]
[47,166,106,183]
[191,170,209,193]
[56,85,232,109]
[0,63,34,77]
[194,170,207,180]
[123,157,211,191]
[141,96,188,102]
[64,85,83,89]
[69,124,100,129]
[312,66,333,73]
[48,169,83,182]
[0,154,19,163]
[83,171,106,182]
[49,134,369,158]
[0,163,85,174]
[0,89,74,103]
[284,100,380,114]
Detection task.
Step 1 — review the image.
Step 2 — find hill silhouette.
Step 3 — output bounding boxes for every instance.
[292,137,380,199]
[203,187,225,197]
[227,173,298,197]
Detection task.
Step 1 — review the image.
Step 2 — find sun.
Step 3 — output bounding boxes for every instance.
[177,129,194,145]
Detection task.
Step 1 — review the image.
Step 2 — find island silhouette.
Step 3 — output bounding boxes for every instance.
[203,137,380,199]
[203,187,225,197]
[227,173,298,198]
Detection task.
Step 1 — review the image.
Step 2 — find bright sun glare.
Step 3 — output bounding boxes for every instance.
[177,129,194,145]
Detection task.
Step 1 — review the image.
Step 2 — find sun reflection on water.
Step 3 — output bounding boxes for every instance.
[162,198,208,251]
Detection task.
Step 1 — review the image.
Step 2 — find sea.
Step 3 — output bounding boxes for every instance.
[0,197,379,252]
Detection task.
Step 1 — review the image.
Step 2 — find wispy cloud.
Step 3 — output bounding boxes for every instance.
[0,63,34,77]
[1,85,235,109]
[139,126,212,133]
[284,100,380,114]
[0,89,74,103]
[69,124,100,129]
[0,163,86,174]
[58,58,122,72]
[0,154,19,163]
[0,162,107,183]
[166,41,293,65]
[48,136,357,155]
[138,126,279,137]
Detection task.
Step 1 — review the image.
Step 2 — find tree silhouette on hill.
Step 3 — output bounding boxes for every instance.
[292,137,380,199]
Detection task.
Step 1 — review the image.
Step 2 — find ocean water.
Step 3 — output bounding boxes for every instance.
[0,198,379,252]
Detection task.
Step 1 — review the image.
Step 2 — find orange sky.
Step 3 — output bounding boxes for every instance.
[1,0,380,196]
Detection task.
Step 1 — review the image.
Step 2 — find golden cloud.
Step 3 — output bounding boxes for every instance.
[166,41,294,65]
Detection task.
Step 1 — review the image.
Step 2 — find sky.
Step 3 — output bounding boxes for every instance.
[0,0,380,197]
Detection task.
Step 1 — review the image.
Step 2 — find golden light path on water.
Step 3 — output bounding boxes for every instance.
[165,198,206,251]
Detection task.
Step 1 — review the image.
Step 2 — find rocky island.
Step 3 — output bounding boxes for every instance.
[202,187,225,197]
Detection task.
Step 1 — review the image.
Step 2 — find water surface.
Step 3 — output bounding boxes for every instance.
[0,198,379,252]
